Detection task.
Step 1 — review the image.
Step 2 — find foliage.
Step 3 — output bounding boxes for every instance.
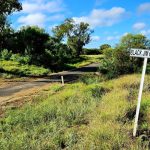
[0,0,22,15]
[16,26,50,55]
[0,0,22,50]
[65,55,103,69]
[0,60,49,77]
[119,33,150,49]
[100,44,111,53]
[0,49,12,60]
[99,34,150,79]
[53,19,93,57]
[0,74,149,149]
[83,48,100,55]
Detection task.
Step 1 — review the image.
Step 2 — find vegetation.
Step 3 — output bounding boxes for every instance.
[0,74,150,149]
[0,0,22,50]
[0,60,49,77]
[65,55,103,69]
[53,19,93,57]
[82,48,101,55]
[99,44,111,53]
[99,33,150,79]
[1,1,150,149]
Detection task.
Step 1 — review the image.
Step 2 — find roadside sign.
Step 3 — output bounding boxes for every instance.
[130,48,150,137]
[130,48,150,58]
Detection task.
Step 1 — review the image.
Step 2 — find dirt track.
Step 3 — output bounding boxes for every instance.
[0,63,99,108]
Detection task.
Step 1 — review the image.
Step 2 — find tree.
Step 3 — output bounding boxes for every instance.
[120,33,150,49]
[53,19,93,57]
[17,26,49,55]
[100,44,111,52]
[99,34,150,78]
[0,0,22,33]
[0,0,22,50]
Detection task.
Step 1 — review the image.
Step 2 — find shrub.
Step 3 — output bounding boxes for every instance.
[83,48,100,55]
[0,49,12,60]
[10,54,31,64]
[99,47,141,79]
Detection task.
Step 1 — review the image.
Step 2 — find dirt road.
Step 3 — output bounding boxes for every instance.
[0,63,99,107]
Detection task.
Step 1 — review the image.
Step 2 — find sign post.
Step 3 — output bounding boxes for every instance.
[130,48,150,137]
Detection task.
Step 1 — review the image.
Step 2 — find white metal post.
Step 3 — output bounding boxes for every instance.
[133,57,148,137]
[61,76,64,86]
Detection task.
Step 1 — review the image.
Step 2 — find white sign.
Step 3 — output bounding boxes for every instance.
[130,48,150,58]
[130,48,149,137]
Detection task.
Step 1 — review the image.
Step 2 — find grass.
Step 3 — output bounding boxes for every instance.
[0,55,102,78]
[65,55,103,69]
[0,74,150,149]
[0,60,50,78]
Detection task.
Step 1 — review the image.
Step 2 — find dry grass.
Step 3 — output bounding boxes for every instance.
[0,74,150,149]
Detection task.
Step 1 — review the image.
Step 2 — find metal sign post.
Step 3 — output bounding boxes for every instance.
[130,48,150,137]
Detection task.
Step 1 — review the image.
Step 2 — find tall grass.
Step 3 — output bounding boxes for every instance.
[0,60,49,77]
[0,74,150,149]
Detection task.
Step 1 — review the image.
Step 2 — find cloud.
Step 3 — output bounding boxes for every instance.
[106,35,120,41]
[138,2,150,14]
[73,7,126,28]
[17,0,66,27]
[133,22,146,30]
[48,14,65,21]
[140,29,150,36]
[91,36,101,41]
[18,13,46,27]
[22,0,65,14]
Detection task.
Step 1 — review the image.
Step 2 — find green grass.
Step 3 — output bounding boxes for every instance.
[65,55,103,69]
[0,60,50,77]
[0,74,150,149]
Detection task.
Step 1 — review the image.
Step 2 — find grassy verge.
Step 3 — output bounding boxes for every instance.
[0,55,102,78]
[0,74,150,149]
[0,60,50,78]
[65,55,103,69]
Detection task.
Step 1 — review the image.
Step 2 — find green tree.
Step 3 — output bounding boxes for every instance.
[100,44,111,51]
[17,26,49,55]
[53,19,93,57]
[99,34,150,78]
[0,0,22,50]
[119,33,150,49]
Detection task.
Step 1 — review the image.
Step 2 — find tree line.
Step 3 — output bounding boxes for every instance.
[0,0,94,69]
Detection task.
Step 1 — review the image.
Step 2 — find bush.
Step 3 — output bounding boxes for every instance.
[83,48,100,55]
[0,49,12,60]
[99,47,141,79]
[0,60,49,77]
[10,54,31,64]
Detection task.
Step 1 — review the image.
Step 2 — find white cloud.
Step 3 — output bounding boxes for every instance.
[91,36,101,41]
[133,22,146,30]
[48,14,65,21]
[138,3,150,14]
[18,13,46,27]
[106,35,120,41]
[73,7,126,28]
[140,29,150,36]
[17,0,66,27]
[22,0,65,14]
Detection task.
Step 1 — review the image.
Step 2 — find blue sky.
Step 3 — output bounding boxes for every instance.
[10,0,150,48]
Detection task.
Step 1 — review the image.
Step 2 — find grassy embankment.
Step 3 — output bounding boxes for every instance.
[65,55,103,69]
[0,55,103,79]
[0,60,49,78]
[0,74,150,149]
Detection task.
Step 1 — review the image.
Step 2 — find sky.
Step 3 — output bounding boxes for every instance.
[10,0,150,48]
